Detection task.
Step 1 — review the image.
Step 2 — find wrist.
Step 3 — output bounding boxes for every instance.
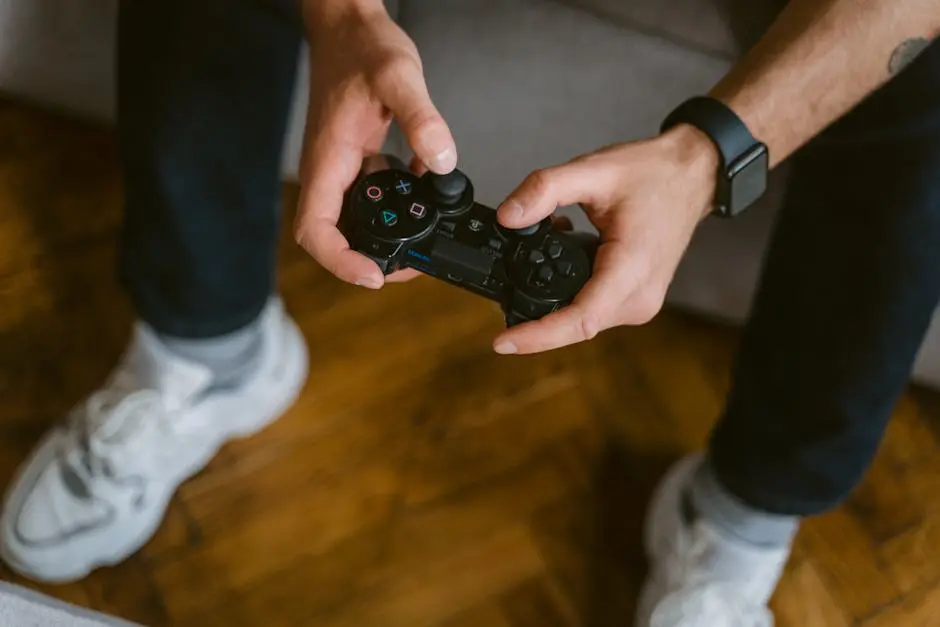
[658,123,721,220]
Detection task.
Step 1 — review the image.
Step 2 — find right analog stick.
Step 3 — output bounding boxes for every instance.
[507,223,540,236]
[497,217,547,238]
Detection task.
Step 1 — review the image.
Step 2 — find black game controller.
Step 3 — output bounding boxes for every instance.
[339,155,598,327]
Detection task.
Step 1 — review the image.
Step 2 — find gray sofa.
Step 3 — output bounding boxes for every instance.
[2,0,939,389]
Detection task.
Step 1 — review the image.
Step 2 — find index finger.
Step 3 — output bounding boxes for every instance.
[374,56,457,174]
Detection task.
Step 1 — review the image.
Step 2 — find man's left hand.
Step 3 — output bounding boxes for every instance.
[492,125,720,355]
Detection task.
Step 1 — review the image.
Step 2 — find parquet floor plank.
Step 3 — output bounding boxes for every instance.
[770,553,852,627]
[857,579,940,627]
[794,507,900,621]
[439,602,513,627]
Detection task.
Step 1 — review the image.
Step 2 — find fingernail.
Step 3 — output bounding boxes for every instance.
[500,199,524,222]
[494,341,517,355]
[431,148,457,172]
[356,276,382,289]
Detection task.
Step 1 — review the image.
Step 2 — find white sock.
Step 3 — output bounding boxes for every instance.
[687,458,800,548]
[158,316,264,387]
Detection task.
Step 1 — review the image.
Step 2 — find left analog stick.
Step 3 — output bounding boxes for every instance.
[428,170,468,203]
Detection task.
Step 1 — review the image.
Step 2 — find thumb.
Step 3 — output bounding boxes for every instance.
[496,159,607,229]
[376,58,457,174]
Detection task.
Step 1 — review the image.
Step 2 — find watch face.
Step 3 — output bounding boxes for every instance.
[727,143,769,216]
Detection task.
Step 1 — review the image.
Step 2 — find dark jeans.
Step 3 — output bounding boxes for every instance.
[116,0,303,338]
[709,40,940,516]
[115,1,940,517]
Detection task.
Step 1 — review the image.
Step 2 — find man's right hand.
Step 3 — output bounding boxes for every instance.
[295,0,457,289]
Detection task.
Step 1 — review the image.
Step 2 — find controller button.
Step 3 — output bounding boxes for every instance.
[365,185,383,202]
[409,202,427,219]
[429,170,468,201]
[379,209,398,227]
[527,250,545,264]
[469,218,484,232]
[557,261,575,277]
[394,179,413,195]
[537,265,554,283]
[440,221,456,234]
[488,238,502,251]
[547,242,564,259]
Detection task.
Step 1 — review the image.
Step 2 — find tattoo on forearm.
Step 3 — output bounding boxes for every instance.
[888,37,931,75]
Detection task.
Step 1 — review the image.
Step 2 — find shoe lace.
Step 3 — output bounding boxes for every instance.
[651,530,775,627]
[57,365,165,488]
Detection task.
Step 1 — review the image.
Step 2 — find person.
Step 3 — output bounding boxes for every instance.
[1,0,938,624]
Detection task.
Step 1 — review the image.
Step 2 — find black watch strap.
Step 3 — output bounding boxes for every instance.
[660,96,768,218]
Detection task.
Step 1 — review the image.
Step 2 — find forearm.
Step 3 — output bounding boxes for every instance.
[710,0,940,168]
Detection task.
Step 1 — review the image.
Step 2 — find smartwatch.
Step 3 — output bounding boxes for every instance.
[660,96,768,218]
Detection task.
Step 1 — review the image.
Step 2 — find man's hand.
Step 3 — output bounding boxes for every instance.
[295,0,457,289]
[491,126,719,355]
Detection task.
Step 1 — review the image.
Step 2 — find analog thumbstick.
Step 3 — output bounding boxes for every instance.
[508,223,540,236]
[497,217,548,239]
[428,169,468,203]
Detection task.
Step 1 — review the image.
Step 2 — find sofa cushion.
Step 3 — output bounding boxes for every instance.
[561,0,789,57]
[0,0,117,120]
[560,0,738,56]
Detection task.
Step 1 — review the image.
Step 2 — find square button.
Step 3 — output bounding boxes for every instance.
[409,202,427,219]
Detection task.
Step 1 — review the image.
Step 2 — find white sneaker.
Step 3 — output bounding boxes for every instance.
[0,298,308,583]
[635,455,792,627]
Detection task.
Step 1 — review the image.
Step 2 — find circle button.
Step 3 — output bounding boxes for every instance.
[365,185,383,202]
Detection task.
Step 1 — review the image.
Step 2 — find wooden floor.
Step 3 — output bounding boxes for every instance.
[1,98,940,627]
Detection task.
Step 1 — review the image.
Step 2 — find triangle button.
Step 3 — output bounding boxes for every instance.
[380,210,398,227]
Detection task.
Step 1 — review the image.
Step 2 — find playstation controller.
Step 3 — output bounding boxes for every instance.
[339,155,598,327]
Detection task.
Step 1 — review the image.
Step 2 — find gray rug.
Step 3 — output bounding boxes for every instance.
[0,581,141,626]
